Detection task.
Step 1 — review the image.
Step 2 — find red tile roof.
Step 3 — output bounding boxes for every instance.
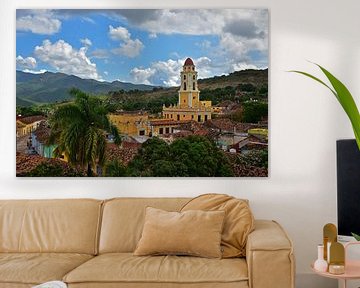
[33,122,51,143]
[16,122,26,129]
[111,110,148,116]
[17,115,46,125]
[172,131,193,139]
[106,143,139,165]
[204,119,264,133]
[225,152,268,177]
[184,57,194,66]
[16,152,84,176]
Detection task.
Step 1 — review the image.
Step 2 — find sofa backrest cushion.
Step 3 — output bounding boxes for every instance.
[181,194,254,258]
[99,198,189,253]
[0,199,102,254]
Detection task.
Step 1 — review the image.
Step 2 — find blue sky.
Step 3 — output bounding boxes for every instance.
[16,9,268,86]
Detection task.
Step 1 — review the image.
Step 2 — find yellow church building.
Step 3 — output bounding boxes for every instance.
[109,58,212,137]
[163,58,212,122]
[108,111,149,136]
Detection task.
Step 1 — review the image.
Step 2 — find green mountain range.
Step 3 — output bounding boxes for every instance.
[16,69,268,107]
[16,71,155,106]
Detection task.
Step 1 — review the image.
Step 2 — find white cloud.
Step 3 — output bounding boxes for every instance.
[80,38,92,47]
[16,55,37,69]
[129,56,263,87]
[169,52,180,59]
[219,34,248,61]
[117,9,268,70]
[109,25,144,58]
[81,17,95,24]
[22,69,47,74]
[148,33,157,39]
[112,39,144,58]
[130,57,213,87]
[117,9,267,38]
[16,10,61,35]
[104,71,109,76]
[109,25,131,41]
[90,49,110,59]
[231,63,258,71]
[196,40,212,50]
[34,39,100,80]
[130,67,155,85]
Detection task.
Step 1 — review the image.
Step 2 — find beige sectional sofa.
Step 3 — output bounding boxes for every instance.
[0,198,295,288]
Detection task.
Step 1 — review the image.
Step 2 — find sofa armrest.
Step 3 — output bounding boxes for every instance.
[246,220,295,288]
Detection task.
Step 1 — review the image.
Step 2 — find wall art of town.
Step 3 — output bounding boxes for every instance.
[16,59,268,177]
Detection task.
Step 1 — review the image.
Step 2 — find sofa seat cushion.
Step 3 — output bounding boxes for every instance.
[0,253,93,285]
[64,253,248,285]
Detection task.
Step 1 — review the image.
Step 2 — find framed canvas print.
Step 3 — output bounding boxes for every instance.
[16,9,269,177]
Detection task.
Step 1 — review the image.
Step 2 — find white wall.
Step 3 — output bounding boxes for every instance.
[1,1,359,287]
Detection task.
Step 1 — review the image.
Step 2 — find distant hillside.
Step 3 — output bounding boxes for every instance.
[106,68,268,114]
[198,69,268,89]
[110,68,268,102]
[16,69,268,107]
[16,71,155,106]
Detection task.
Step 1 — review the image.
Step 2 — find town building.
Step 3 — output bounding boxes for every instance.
[16,115,46,137]
[31,122,57,159]
[108,111,149,136]
[109,58,213,138]
[163,58,212,122]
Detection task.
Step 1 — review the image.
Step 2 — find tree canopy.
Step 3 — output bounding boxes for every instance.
[126,136,234,177]
[242,101,268,123]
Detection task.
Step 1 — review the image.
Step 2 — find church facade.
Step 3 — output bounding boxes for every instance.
[109,58,212,137]
[162,58,212,123]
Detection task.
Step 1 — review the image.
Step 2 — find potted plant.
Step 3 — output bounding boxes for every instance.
[291,64,360,240]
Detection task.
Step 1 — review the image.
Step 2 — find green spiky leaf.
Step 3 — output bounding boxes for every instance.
[352,232,360,241]
[290,64,360,150]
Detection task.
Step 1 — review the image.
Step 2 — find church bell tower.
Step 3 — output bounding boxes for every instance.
[179,58,200,108]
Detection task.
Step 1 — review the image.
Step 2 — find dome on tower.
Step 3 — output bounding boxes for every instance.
[184,57,194,66]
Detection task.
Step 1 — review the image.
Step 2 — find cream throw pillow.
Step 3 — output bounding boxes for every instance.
[181,193,255,258]
[134,207,225,258]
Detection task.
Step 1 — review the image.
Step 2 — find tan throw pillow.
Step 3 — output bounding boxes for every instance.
[181,193,254,258]
[134,207,225,258]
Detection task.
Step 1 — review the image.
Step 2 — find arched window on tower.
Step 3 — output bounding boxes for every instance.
[184,83,187,90]
[193,75,195,80]
[184,75,186,80]
[193,82,195,90]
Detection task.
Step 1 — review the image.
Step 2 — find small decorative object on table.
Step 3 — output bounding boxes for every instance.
[314,244,328,272]
[32,281,67,288]
[312,224,360,288]
[329,242,345,274]
[323,223,337,262]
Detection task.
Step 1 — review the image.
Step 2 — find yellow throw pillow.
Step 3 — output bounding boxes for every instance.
[181,194,254,258]
[134,207,225,258]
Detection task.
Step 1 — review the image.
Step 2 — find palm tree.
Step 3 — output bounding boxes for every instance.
[49,88,121,176]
